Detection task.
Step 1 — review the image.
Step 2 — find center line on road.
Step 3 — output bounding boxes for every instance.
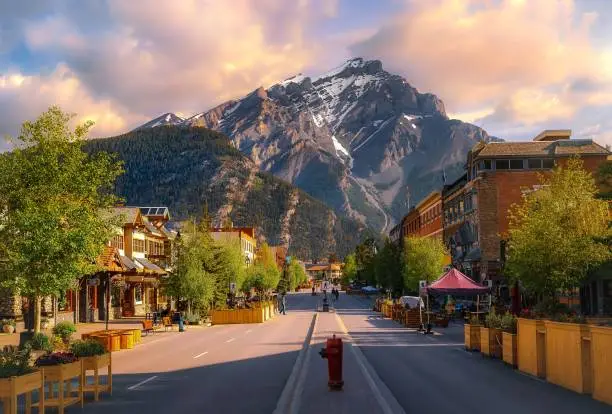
[128,375,158,391]
[226,337,235,343]
[193,351,208,359]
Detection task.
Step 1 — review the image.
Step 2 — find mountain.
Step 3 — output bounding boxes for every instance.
[84,126,370,259]
[137,58,497,232]
[136,112,185,129]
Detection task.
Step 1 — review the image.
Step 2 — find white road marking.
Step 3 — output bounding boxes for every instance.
[128,375,158,391]
[193,351,208,359]
[225,337,235,343]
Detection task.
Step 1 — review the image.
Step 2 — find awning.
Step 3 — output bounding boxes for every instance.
[424,268,490,296]
[135,257,166,275]
[119,255,138,271]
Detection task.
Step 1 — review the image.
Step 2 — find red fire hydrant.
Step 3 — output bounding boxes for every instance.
[318,334,344,390]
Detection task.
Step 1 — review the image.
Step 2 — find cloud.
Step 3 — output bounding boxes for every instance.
[0,64,139,141]
[351,0,612,128]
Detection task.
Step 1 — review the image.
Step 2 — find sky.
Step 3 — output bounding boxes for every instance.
[1,0,612,150]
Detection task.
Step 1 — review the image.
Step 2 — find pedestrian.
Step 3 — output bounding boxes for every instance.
[281,292,287,315]
[334,288,339,301]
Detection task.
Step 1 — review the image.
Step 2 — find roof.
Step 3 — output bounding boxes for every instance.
[139,207,170,219]
[475,139,610,158]
[135,257,166,275]
[104,207,141,225]
[425,268,490,295]
[96,246,124,273]
[532,129,571,142]
[306,265,328,272]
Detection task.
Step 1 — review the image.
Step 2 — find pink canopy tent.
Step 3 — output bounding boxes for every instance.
[424,268,491,296]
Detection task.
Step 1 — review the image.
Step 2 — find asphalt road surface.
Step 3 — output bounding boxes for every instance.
[23,292,608,414]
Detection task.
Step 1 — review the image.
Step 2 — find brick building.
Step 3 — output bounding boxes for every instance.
[461,130,610,285]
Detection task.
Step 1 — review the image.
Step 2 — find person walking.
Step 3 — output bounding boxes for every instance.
[281,292,287,315]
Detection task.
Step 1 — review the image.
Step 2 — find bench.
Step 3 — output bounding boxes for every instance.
[142,320,154,335]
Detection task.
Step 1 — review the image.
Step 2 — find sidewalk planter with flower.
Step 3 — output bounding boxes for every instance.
[89,333,121,353]
[52,322,77,345]
[481,312,503,358]
[464,317,482,352]
[544,320,593,395]
[1,320,16,334]
[590,325,612,405]
[35,352,83,413]
[517,318,546,378]
[0,346,44,414]
[71,340,112,402]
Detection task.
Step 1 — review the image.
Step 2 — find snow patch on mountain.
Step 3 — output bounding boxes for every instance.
[332,135,350,158]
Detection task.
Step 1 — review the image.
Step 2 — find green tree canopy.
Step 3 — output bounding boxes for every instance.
[402,236,448,292]
[375,238,404,295]
[243,242,280,297]
[212,237,247,307]
[506,157,611,297]
[0,106,124,332]
[341,253,357,285]
[285,258,307,291]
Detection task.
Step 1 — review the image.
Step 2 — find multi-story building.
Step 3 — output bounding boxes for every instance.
[463,129,610,284]
[305,263,342,284]
[210,227,256,266]
[415,190,443,239]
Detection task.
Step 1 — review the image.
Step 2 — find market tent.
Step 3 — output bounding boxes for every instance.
[424,268,490,296]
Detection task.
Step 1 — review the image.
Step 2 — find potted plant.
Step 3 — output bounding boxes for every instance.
[52,321,77,344]
[35,351,83,411]
[0,345,44,412]
[40,317,50,330]
[2,319,16,334]
[27,332,54,362]
[500,313,518,367]
[481,310,502,358]
[464,315,482,351]
[70,339,112,401]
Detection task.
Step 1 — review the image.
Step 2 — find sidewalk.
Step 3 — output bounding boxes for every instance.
[297,311,386,414]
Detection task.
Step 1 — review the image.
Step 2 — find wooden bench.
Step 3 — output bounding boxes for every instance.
[142,320,154,335]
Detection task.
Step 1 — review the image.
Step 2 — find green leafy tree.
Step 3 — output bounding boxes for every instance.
[402,236,448,292]
[355,238,378,284]
[285,258,307,291]
[341,254,357,285]
[506,157,611,298]
[243,243,280,297]
[212,238,247,306]
[375,239,404,295]
[0,107,123,332]
[164,220,216,312]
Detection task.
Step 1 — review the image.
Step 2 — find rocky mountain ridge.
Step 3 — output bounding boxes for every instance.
[136,58,497,232]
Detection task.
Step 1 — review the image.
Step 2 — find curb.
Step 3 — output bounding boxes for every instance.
[273,312,318,414]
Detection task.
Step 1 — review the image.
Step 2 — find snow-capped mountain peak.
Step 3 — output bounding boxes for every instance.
[135,112,185,130]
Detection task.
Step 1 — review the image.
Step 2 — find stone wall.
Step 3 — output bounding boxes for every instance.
[0,288,22,319]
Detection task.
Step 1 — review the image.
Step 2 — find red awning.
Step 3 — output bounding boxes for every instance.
[424,268,490,295]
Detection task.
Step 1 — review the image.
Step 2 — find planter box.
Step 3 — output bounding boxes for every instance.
[481,327,502,358]
[0,370,44,414]
[502,332,517,367]
[120,332,134,349]
[517,318,546,378]
[464,324,481,351]
[544,321,592,394]
[42,360,83,413]
[91,333,121,352]
[590,325,612,405]
[211,308,268,325]
[81,353,112,401]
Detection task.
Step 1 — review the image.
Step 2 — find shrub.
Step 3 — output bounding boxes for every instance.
[52,321,76,342]
[469,315,481,325]
[70,340,106,357]
[485,309,503,329]
[30,333,53,352]
[500,313,517,333]
[1,319,16,328]
[185,311,200,324]
[34,352,78,366]
[0,346,34,378]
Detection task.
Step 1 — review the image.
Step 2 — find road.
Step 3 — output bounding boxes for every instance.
[56,292,610,414]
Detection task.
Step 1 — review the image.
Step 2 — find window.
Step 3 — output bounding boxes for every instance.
[146,240,163,256]
[110,235,124,250]
[479,159,492,170]
[495,160,510,170]
[58,290,73,312]
[510,159,524,170]
[542,159,555,169]
[134,285,143,305]
[133,239,145,253]
[528,159,542,169]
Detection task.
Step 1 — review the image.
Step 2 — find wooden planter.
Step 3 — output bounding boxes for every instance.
[517,318,546,378]
[464,324,481,351]
[405,309,421,329]
[120,332,134,350]
[42,360,83,414]
[91,334,121,353]
[0,370,45,414]
[590,325,612,405]
[81,353,112,401]
[502,332,517,367]
[544,321,592,394]
[481,327,502,358]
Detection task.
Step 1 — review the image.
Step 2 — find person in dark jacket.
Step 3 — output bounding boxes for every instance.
[281,292,287,315]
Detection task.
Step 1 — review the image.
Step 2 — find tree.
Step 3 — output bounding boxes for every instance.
[243,242,280,297]
[164,220,217,312]
[375,239,403,295]
[402,236,448,292]
[341,254,357,285]
[506,157,611,298]
[284,258,307,291]
[212,238,246,307]
[355,238,378,284]
[0,107,123,332]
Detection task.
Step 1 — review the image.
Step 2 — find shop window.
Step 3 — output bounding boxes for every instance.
[542,159,555,169]
[58,290,73,312]
[495,160,510,170]
[133,239,145,252]
[135,285,143,305]
[479,159,492,170]
[510,159,524,170]
[110,235,124,250]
